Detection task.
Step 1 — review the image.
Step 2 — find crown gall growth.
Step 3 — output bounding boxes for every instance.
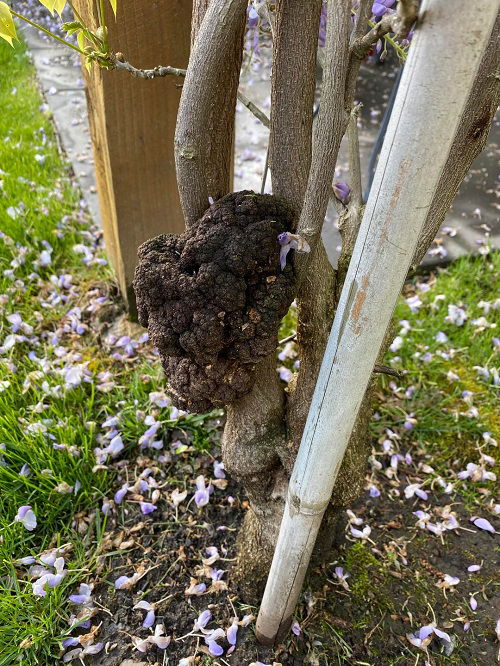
[133,191,296,412]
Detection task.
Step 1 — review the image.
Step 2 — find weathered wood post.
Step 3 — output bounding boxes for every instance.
[256,0,499,645]
[74,0,192,313]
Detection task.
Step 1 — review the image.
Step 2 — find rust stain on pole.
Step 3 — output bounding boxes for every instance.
[350,275,369,323]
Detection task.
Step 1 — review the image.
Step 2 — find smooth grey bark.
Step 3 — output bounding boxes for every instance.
[174,0,247,226]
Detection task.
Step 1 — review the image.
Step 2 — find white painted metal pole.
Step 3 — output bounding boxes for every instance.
[256,0,499,645]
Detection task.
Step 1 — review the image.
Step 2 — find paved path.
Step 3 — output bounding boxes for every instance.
[22,22,499,269]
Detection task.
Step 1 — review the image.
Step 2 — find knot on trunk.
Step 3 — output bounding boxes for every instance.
[133,191,296,412]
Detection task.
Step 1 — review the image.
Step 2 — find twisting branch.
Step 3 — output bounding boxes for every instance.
[336,104,365,289]
[351,0,372,42]
[278,334,401,378]
[351,0,418,59]
[174,0,248,227]
[113,57,186,79]
[113,56,270,130]
[237,91,270,128]
[294,0,352,273]
[269,0,323,213]
[347,104,363,209]
[394,0,420,38]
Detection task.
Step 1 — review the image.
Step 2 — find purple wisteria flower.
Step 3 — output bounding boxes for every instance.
[471,517,495,533]
[291,620,302,636]
[205,628,225,656]
[213,460,226,479]
[247,5,259,27]
[227,619,238,646]
[277,232,310,270]
[404,483,428,501]
[63,643,104,662]
[114,483,129,504]
[32,557,66,596]
[332,181,351,204]
[134,600,156,628]
[350,525,372,540]
[15,505,37,531]
[372,0,395,18]
[194,475,211,507]
[69,583,93,605]
[139,418,162,450]
[194,609,212,631]
[115,572,141,590]
[185,580,206,596]
[446,304,467,326]
[140,501,157,515]
[407,625,451,650]
[334,566,350,590]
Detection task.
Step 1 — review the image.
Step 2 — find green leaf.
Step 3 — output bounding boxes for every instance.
[62,20,83,36]
[54,0,67,15]
[109,0,117,17]
[77,30,85,52]
[37,0,56,16]
[0,2,17,46]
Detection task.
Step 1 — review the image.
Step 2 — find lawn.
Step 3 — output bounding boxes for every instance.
[0,36,499,666]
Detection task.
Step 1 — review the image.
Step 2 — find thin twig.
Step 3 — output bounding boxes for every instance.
[237,90,270,128]
[265,0,277,40]
[113,57,270,128]
[351,0,417,59]
[348,104,363,209]
[261,146,270,194]
[279,333,402,378]
[12,10,84,53]
[351,0,372,43]
[394,0,419,38]
[278,333,296,346]
[373,364,403,378]
[113,58,188,79]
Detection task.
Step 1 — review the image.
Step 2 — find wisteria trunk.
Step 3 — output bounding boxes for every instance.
[173,0,500,601]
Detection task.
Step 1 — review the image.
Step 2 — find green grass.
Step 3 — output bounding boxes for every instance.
[375,254,499,503]
[0,38,216,665]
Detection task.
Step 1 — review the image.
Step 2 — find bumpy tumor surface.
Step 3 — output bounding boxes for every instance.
[133,191,296,412]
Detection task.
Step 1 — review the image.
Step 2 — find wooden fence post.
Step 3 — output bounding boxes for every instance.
[74,0,192,314]
[255,0,499,645]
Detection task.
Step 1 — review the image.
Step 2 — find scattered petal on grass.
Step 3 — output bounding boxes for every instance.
[437,574,460,589]
[115,573,141,590]
[171,488,187,506]
[471,517,495,533]
[194,475,210,507]
[15,505,37,531]
[467,564,481,572]
[350,525,371,540]
[194,609,211,630]
[227,620,238,645]
[134,600,156,628]
[407,625,451,650]
[185,578,206,596]
[140,501,157,515]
